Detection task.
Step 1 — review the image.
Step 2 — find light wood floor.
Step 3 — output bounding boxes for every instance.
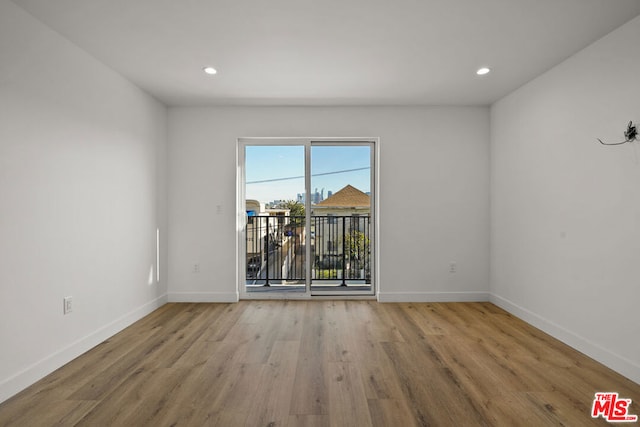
[1,301,638,426]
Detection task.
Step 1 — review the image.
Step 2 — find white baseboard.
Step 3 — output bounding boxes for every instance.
[377,291,490,303]
[490,293,640,385]
[167,291,239,303]
[0,294,168,404]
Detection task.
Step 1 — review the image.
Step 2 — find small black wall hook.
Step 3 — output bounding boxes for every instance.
[598,121,638,146]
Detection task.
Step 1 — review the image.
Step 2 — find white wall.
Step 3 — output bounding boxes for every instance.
[491,16,640,383]
[168,106,490,302]
[0,0,168,402]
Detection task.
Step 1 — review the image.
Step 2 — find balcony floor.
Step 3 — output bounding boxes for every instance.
[246,284,372,293]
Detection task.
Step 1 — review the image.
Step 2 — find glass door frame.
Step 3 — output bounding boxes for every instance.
[237,137,378,299]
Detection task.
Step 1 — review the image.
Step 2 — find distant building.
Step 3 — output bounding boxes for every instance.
[245,200,290,277]
[312,184,370,216]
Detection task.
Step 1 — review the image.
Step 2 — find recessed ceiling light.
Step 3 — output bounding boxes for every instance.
[476,67,491,76]
[203,66,217,75]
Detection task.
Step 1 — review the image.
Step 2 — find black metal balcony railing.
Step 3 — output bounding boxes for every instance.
[246,215,371,286]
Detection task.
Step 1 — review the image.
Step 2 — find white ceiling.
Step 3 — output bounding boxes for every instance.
[11,0,640,107]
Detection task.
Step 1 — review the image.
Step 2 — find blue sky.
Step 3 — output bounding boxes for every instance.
[245,145,371,203]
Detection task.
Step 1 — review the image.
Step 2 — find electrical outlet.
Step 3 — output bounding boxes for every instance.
[193,263,200,273]
[449,262,457,273]
[63,296,73,314]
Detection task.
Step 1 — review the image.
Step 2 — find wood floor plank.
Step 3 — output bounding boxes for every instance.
[290,302,329,416]
[287,414,330,427]
[273,300,305,342]
[289,359,328,417]
[381,341,489,426]
[525,391,605,427]
[367,398,421,427]
[482,392,565,426]
[207,409,249,426]
[245,340,300,426]
[0,396,98,427]
[427,334,516,399]
[327,361,373,427]
[357,301,406,343]
[199,302,248,342]
[73,366,189,426]
[358,345,407,400]
[323,301,360,363]
[173,339,254,422]
[157,303,228,368]
[401,303,452,336]
[216,363,263,414]
[1,301,638,427]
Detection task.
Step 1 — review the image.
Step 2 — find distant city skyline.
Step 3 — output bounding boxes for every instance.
[245,145,371,203]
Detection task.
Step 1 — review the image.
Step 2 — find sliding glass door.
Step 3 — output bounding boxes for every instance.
[243,143,307,294]
[238,138,376,297]
[310,144,373,294]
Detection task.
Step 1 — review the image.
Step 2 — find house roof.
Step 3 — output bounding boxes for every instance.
[314,185,370,208]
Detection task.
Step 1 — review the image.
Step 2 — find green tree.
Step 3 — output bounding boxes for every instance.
[284,200,305,226]
[345,230,369,260]
[344,230,370,278]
